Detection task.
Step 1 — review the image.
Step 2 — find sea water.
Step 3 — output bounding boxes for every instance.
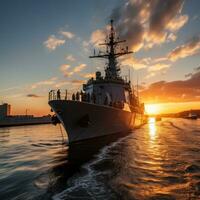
[0,118,200,200]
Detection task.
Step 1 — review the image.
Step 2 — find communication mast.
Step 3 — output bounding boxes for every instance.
[89,20,133,79]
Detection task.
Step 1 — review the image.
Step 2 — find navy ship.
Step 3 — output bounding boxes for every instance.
[48,20,144,143]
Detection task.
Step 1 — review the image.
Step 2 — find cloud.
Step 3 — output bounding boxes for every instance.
[65,54,75,62]
[60,31,75,39]
[81,73,95,79]
[43,35,65,51]
[150,35,200,64]
[148,0,184,40]
[140,70,200,103]
[82,40,91,52]
[148,63,171,72]
[167,33,177,42]
[59,64,86,77]
[168,35,200,61]
[108,0,187,51]
[82,40,90,48]
[185,73,193,78]
[185,66,200,78]
[73,64,86,73]
[145,72,156,79]
[27,94,41,98]
[60,64,70,71]
[71,79,85,84]
[166,15,188,32]
[60,64,74,77]
[90,0,187,52]
[55,81,70,88]
[31,77,57,89]
[120,56,151,70]
[120,55,171,79]
[195,66,200,71]
[90,29,106,46]
[120,54,171,78]
[59,64,72,77]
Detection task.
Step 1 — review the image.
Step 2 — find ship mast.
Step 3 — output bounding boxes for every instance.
[89,20,133,79]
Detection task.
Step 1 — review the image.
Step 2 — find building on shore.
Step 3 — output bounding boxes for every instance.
[0,103,51,127]
[0,103,11,119]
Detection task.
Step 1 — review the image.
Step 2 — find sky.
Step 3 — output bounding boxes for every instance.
[0,0,200,116]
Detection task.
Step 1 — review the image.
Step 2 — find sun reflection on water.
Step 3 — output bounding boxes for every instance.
[148,117,157,141]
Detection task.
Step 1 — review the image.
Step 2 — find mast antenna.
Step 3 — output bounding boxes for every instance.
[89,19,133,79]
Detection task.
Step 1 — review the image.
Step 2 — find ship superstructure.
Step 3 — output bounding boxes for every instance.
[48,20,144,143]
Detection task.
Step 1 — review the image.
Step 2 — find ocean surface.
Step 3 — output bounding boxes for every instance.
[0,118,200,200]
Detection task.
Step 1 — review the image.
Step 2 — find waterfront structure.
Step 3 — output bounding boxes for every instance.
[0,103,51,127]
[0,103,11,119]
[49,20,144,143]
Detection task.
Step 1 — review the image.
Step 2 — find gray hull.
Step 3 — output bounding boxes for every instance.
[49,100,143,143]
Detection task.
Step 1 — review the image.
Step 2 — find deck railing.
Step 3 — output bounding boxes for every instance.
[48,90,71,101]
[48,90,144,113]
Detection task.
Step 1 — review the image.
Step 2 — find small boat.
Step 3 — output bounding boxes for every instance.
[185,113,198,120]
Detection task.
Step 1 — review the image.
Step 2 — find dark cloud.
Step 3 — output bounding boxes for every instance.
[110,0,147,51]
[149,0,183,38]
[195,66,200,72]
[140,70,200,103]
[27,94,41,98]
[110,0,186,51]
[185,66,200,78]
[185,73,193,78]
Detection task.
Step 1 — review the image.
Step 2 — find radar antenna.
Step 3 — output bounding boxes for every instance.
[89,19,133,79]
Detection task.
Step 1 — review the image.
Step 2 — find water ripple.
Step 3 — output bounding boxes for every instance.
[0,119,200,199]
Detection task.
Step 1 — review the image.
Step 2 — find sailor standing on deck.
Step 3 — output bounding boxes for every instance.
[72,93,75,101]
[76,92,80,101]
[65,90,67,100]
[57,89,61,100]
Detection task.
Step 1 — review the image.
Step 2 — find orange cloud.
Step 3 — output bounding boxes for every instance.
[120,56,151,70]
[59,64,86,77]
[81,73,95,79]
[148,63,171,72]
[167,15,188,32]
[71,79,85,84]
[59,64,72,77]
[140,70,200,103]
[168,35,200,61]
[109,0,188,51]
[90,29,106,46]
[31,77,57,89]
[73,64,86,73]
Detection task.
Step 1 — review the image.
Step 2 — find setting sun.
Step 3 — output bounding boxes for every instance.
[145,104,160,115]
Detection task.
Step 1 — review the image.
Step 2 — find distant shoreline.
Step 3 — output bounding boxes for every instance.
[0,115,52,128]
[0,121,52,128]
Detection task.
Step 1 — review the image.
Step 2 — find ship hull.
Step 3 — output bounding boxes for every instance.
[49,100,143,143]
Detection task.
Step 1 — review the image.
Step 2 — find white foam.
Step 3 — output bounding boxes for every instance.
[52,133,133,200]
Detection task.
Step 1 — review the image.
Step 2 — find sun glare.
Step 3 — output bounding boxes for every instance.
[148,117,156,140]
[145,104,160,115]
